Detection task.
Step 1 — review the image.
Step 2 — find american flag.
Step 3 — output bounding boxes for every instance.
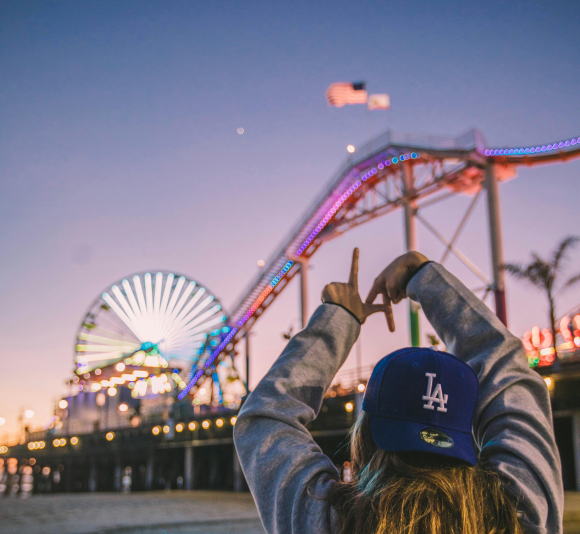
[326,81,368,107]
[367,93,390,110]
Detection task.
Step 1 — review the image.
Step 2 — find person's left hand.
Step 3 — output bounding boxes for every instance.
[321,248,394,328]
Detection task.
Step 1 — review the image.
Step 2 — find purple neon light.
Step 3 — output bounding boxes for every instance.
[483,136,579,157]
[295,152,418,256]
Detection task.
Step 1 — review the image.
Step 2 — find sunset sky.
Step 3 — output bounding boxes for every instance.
[1,0,579,439]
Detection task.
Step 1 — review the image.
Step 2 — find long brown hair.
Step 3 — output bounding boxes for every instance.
[328,412,522,534]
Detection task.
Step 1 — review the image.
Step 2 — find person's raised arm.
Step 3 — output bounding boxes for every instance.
[233,249,385,534]
[366,252,563,534]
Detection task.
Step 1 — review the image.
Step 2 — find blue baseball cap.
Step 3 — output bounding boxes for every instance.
[362,347,479,465]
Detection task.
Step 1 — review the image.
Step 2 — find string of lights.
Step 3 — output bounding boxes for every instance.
[483,135,579,157]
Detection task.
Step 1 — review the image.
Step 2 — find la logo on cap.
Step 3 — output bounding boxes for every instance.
[362,348,479,465]
[422,372,448,413]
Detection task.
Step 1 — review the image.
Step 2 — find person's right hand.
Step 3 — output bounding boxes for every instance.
[365,251,430,311]
[321,248,385,325]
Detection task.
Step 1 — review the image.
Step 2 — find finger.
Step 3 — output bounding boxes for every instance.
[363,303,385,318]
[365,278,381,305]
[387,280,405,304]
[385,283,401,305]
[349,247,359,292]
[384,293,396,332]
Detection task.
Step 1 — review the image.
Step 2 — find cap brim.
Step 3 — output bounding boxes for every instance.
[369,415,477,466]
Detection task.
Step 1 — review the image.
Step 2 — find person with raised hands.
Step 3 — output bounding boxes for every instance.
[233,249,562,534]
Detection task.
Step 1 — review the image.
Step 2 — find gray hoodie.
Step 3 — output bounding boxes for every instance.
[233,262,563,534]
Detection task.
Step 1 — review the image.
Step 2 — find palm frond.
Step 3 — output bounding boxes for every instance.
[503,262,546,289]
[552,236,580,270]
[527,259,552,287]
[564,272,580,289]
[503,263,527,277]
[530,252,546,265]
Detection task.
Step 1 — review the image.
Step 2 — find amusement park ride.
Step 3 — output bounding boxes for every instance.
[67,272,246,433]
[66,129,579,427]
[74,272,241,405]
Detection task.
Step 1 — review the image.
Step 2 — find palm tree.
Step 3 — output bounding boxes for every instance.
[504,236,580,360]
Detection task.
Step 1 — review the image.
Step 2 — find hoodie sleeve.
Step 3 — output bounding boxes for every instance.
[233,303,360,534]
[406,262,563,534]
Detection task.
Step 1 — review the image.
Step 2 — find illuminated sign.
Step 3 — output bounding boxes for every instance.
[524,313,580,367]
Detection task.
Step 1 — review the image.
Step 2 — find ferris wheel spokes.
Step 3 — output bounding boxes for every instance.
[75,271,228,381]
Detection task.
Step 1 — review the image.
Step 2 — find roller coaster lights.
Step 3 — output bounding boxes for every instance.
[238,260,296,324]
[483,136,579,156]
[295,152,419,257]
[178,326,239,398]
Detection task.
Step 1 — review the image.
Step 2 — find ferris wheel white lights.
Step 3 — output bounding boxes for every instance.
[75,271,227,374]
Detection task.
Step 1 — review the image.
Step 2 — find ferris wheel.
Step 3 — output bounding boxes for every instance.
[74,271,229,377]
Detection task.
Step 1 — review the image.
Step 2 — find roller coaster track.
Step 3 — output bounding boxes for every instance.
[179,131,580,397]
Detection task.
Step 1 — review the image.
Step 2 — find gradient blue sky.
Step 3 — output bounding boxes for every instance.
[1,0,579,438]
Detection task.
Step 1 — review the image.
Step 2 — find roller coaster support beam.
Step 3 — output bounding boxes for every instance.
[484,162,508,326]
[299,258,309,329]
[402,162,421,346]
